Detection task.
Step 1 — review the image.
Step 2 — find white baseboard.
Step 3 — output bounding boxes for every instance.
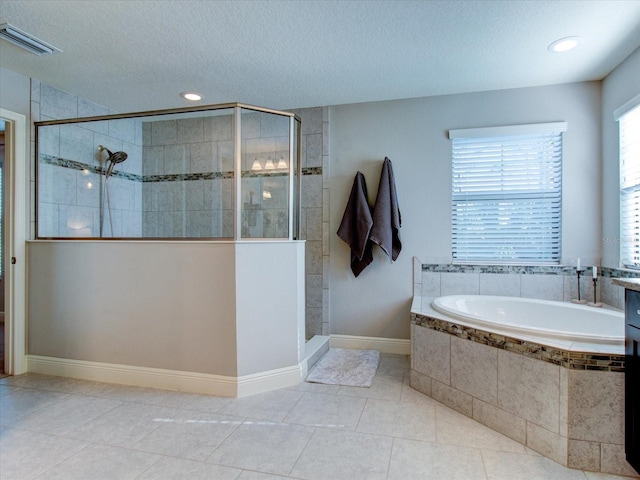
[26,337,409,397]
[27,355,303,398]
[329,335,410,355]
[236,365,303,397]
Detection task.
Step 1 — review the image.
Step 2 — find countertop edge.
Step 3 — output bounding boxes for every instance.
[613,278,640,292]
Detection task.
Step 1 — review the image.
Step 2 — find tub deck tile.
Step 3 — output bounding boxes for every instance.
[412,313,625,372]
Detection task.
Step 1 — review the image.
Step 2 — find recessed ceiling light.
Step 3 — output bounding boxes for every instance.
[548,36,581,53]
[180,92,202,101]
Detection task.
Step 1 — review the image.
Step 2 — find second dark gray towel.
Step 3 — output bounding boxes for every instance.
[370,157,402,261]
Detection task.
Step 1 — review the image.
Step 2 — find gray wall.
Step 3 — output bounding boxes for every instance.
[0,67,31,118]
[28,241,239,375]
[602,46,640,268]
[329,82,602,339]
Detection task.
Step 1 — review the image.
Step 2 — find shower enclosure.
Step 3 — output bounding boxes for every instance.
[35,103,301,240]
[30,104,308,397]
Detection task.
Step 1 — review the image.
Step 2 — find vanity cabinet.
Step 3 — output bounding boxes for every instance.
[625,289,640,473]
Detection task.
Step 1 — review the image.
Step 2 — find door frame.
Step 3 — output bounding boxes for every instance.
[1,108,27,375]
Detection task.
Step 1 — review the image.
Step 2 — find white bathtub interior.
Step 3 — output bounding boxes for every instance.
[414,295,625,355]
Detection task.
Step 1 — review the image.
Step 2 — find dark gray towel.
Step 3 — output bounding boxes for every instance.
[337,172,374,277]
[370,157,402,261]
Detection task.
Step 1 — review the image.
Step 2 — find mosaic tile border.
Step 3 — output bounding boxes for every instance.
[302,166,322,176]
[145,172,232,182]
[241,170,289,178]
[40,155,323,183]
[422,264,579,275]
[411,313,625,372]
[39,154,142,182]
[602,266,640,279]
[421,263,640,279]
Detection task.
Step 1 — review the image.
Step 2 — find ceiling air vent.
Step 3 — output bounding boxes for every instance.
[0,23,61,55]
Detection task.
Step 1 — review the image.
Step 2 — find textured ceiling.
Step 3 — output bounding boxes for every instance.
[1,0,640,113]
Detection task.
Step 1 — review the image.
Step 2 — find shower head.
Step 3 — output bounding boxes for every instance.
[98,145,128,178]
[108,151,128,164]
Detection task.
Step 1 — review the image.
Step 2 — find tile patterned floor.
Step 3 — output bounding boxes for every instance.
[0,354,638,480]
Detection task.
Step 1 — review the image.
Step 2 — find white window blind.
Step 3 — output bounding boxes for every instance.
[619,101,640,269]
[450,123,565,264]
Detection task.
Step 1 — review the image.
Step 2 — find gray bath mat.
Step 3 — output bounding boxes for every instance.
[305,348,380,387]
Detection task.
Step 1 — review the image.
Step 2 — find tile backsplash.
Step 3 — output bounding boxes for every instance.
[414,259,640,310]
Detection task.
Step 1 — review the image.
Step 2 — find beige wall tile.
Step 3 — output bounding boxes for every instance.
[409,369,432,397]
[420,272,441,297]
[567,439,600,471]
[451,337,497,404]
[441,272,479,295]
[497,350,560,433]
[520,274,564,301]
[600,443,640,477]
[559,366,569,437]
[472,398,526,444]
[431,380,472,417]
[479,273,521,296]
[526,422,568,466]
[568,370,624,445]
[412,326,451,385]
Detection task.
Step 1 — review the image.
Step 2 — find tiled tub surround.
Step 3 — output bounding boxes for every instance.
[409,262,638,477]
[415,261,640,311]
[410,307,636,475]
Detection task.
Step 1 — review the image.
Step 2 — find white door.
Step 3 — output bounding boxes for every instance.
[0,108,27,375]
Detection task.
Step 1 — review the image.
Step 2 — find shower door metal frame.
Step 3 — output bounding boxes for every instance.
[34,102,301,241]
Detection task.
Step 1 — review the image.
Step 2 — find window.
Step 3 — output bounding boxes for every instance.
[618,96,640,269]
[449,123,566,265]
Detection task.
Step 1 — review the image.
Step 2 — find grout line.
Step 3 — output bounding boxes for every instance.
[385,436,396,480]
[478,448,490,480]
[285,425,317,478]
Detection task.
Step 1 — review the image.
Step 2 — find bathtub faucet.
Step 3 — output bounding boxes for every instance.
[571,266,587,304]
[588,267,602,308]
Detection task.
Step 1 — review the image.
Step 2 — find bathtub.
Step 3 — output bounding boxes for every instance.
[410,295,632,474]
[429,294,624,351]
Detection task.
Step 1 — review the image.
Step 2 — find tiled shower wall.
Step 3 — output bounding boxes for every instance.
[239,110,294,239]
[291,107,329,338]
[30,81,331,339]
[141,114,234,238]
[142,110,295,238]
[32,82,143,237]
